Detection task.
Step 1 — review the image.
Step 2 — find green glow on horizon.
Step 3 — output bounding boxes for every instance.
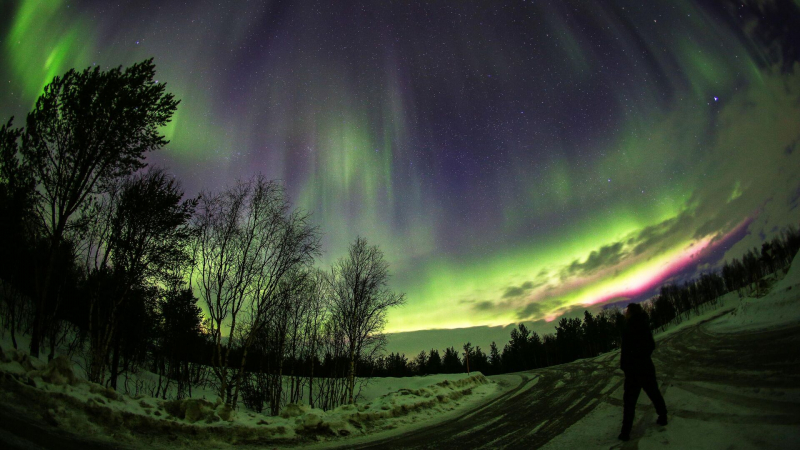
[384,201,693,333]
[4,0,799,340]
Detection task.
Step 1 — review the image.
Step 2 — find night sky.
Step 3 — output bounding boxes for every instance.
[2,0,799,341]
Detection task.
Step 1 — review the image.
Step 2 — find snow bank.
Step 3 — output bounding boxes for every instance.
[708,252,800,333]
[0,342,494,447]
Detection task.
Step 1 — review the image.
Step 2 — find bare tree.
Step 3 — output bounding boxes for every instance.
[329,236,405,404]
[192,175,319,407]
[304,268,329,409]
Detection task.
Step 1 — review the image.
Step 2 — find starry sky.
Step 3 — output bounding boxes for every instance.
[2,0,800,347]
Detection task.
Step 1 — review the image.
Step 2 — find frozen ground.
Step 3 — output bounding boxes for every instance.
[0,338,498,449]
[1,256,799,449]
[318,254,800,449]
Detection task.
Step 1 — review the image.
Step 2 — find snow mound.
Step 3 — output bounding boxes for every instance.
[163,398,221,423]
[40,355,79,386]
[272,373,492,438]
[2,346,45,373]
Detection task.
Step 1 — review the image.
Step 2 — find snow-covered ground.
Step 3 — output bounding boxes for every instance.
[706,259,800,333]
[2,256,799,449]
[308,254,800,449]
[0,334,499,448]
[541,254,800,450]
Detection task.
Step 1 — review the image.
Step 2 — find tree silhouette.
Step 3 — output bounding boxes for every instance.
[442,346,462,373]
[0,119,37,348]
[489,342,501,374]
[329,236,405,403]
[157,287,204,399]
[428,348,443,374]
[193,176,320,407]
[21,59,179,357]
[80,167,195,384]
[412,350,429,375]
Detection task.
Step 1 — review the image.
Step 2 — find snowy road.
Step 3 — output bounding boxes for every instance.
[2,309,798,449]
[326,312,800,449]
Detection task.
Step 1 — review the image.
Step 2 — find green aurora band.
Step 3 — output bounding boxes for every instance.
[2,0,799,335]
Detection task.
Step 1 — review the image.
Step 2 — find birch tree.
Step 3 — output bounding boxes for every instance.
[193,175,319,406]
[329,236,405,404]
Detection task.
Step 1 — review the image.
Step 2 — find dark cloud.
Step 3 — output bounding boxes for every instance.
[694,211,745,242]
[516,297,605,323]
[631,210,695,256]
[502,286,526,298]
[562,241,626,278]
[501,279,545,298]
[517,301,544,319]
[473,301,496,311]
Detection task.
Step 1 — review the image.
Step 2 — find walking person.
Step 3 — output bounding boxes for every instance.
[619,302,668,441]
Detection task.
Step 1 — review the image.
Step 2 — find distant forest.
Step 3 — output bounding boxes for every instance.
[371,226,800,378]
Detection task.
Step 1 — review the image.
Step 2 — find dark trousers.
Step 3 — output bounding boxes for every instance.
[621,369,667,434]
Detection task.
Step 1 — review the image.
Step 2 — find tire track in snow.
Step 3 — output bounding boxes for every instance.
[327,317,800,449]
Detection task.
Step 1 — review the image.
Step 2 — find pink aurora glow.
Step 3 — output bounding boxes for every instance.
[541,217,754,322]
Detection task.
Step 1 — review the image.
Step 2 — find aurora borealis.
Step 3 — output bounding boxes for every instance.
[2,0,800,344]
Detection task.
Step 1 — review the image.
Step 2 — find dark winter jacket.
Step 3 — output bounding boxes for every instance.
[620,317,656,374]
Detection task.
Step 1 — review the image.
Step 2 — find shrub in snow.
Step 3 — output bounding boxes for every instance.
[41,356,78,386]
[163,398,219,423]
[280,402,310,418]
[318,416,358,436]
[299,411,324,430]
[215,402,235,422]
[89,384,119,401]
[186,399,215,423]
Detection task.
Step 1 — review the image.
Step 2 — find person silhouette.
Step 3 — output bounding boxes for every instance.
[618,302,667,441]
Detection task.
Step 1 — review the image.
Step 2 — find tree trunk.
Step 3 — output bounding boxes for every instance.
[109,333,121,390]
[31,232,61,358]
[213,336,228,403]
[231,346,249,410]
[9,294,18,349]
[48,325,57,362]
[308,354,314,408]
[272,353,285,415]
[347,349,355,404]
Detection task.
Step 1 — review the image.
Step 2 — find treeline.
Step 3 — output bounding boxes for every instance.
[373,226,800,378]
[369,310,626,378]
[0,60,404,415]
